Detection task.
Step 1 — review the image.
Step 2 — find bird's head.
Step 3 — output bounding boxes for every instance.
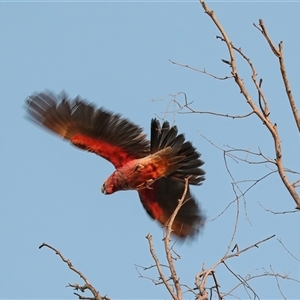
[101,180,114,195]
[101,168,129,195]
[101,171,120,195]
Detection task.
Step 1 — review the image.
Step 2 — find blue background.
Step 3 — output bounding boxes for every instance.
[1,1,299,299]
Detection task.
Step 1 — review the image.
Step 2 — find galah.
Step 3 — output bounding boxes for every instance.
[26,91,206,239]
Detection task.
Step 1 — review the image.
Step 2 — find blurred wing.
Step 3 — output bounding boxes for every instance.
[25,91,149,168]
[138,178,205,239]
[151,119,205,185]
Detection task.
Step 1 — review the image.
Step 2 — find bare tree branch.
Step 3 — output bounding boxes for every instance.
[145,179,192,300]
[258,202,299,215]
[151,2,300,298]
[169,59,233,80]
[197,132,293,222]
[223,267,300,298]
[253,19,280,57]
[195,235,275,299]
[269,265,287,300]
[224,234,276,260]
[198,0,300,209]
[146,234,177,299]
[277,239,300,263]
[254,19,300,132]
[34,3,300,300]
[211,271,222,300]
[222,261,259,299]
[39,243,107,300]
[152,92,254,119]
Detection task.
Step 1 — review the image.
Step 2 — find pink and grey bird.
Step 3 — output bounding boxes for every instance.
[25,91,206,239]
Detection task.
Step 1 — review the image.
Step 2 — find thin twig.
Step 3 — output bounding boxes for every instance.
[222,261,259,299]
[269,265,287,300]
[211,271,222,300]
[163,179,191,299]
[278,42,300,133]
[254,19,300,132]
[146,234,177,299]
[159,92,254,119]
[277,239,300,263]
[258,202,299,215]
[39,243,105,300]
[169,59,233,80]
[223,234,275,260]
[253,19,280,57]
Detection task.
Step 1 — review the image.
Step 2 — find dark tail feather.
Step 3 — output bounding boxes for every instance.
[139,177,205,239]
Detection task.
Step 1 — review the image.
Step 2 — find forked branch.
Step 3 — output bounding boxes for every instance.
[39,243,108,300]
[254,19,300,132]
[198,0,300,209]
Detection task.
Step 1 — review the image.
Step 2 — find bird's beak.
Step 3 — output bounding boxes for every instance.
[101,184,106,194]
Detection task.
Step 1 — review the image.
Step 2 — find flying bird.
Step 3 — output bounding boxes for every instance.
[25,91,206,239]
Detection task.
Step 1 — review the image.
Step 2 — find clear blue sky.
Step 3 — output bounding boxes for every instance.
[1,1,299,299]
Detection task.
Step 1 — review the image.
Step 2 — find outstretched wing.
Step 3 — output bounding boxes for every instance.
[138,178,205,238]
[138,119,206,239]
[151,119,205,185]
[25,91,149,168]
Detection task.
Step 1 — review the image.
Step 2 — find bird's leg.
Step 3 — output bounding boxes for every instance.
[136,179,154,190]
[135,163,144,172]
[145,179,154,189]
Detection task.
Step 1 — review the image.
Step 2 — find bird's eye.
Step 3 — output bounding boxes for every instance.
[101,183,106,194]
